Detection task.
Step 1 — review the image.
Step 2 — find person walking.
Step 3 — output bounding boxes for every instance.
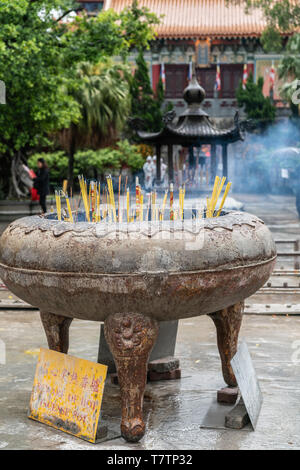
[33,158,49,214]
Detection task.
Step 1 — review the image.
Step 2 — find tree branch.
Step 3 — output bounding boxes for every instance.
[54,7,83,24]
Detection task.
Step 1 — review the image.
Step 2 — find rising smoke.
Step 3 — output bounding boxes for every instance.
[231,118,300,197]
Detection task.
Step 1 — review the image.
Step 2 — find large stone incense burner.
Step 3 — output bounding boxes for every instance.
[0,210,276,442]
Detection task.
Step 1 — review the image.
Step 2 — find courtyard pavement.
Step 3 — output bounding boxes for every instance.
[0,192,299,450]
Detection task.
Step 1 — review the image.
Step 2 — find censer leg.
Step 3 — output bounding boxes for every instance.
[208,301,244,388]
[104,312,158,443]
[40,311,73,354]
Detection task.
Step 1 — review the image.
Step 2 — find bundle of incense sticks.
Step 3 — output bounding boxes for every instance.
[54,174,232,223]
[206,176,232,218]
[135,177,142,222]
[169,183,174,221]
[78,175,90,221]
[55,190,62,221]
[107,175,117,222]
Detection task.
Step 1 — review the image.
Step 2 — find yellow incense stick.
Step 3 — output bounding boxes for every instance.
[55,191,62,221]
[118,175,121,222]
[90,181,97,222]
[88,182,91,210]
[96,183,101,222]
[140,193,143,222]
[212,176,226,215]
[62,179,68,194]
[170,184,174,221]
[107,176,117,222]
[80,177,90,222]
[206,197,212,218]
[210,176,220,208]
[65,194,73,223]
[126,188,130,223]
[216,182,232,217]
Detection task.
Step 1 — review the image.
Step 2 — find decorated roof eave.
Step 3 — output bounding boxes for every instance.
[134,73,245,147]
[137,126,243,146]
[154,32,293,40]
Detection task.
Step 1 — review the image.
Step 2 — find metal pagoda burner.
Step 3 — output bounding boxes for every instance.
[131,70,245,183]
[0,211,276,442]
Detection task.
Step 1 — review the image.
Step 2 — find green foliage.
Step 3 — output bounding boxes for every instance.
[28,151,69,181]
[229,1,300,114]
[115,140,145,172]
[228,1,300,33]
[279,35,300,80]
[72,58,131,147]
[0,1,81,156]
[228,1,300,55]
[28,140,145,184]
[0,0,159,197]
[278,35,300,114]
[236,73,276,122]
[75,148,121,177]
[261,26,283,53]
[118,0,160,55]
[130,50,164,133]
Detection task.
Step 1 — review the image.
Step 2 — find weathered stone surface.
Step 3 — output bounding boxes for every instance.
[104,312,159,443]
[217,387,239,404]
[209,302,244,387]
[0,210,276,443]
[0,211,276,322]
[148,368,181,382]
[148,356,180,373]
[225,398,250,429]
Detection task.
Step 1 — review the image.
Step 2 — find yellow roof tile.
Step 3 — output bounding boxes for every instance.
[104,0,269,38]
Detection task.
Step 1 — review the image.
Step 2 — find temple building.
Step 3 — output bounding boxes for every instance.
[79,0,292,185]
[84,0,291,120]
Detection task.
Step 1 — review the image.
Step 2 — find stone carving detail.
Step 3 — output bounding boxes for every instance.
[104,312,159,442]
[162,109,176,125]
[208,302,244,387]
[8,211,266,239]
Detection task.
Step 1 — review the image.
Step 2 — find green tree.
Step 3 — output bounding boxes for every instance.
[28,141,145,184]
[279,35,300,116]
[0,0,159,198]
[229,0,300,116]
[228,0,300,51]
[130,50,164,133]
[60,59,132,186]
[236,73,276,123]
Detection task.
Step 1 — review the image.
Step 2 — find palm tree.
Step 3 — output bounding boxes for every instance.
[60,58,132,187]
[279,35,300,116]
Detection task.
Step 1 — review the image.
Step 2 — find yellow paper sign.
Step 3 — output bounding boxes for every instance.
[28,348,108,443]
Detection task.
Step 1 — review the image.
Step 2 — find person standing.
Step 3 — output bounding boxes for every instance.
[151,155,157,182]
[33,158,49,214]
[143,156,153,191]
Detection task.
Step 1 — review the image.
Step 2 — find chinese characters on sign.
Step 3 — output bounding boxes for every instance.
[28,348,107,442]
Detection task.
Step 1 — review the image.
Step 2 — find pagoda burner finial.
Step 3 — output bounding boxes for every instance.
[183,65,206,105]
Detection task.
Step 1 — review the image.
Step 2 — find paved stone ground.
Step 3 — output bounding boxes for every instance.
[0,311,299,450]
[0,193,299,450]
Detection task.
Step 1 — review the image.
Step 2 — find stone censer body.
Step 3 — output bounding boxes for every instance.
[0,210,276,442]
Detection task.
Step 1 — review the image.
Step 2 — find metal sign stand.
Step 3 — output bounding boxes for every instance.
[201,341,263,431]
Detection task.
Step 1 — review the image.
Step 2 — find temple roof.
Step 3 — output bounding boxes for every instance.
[135,75,244,146]
[104,0,270,39]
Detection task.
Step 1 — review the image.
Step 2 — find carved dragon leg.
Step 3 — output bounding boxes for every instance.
[208,301,244,387]
[40,311,73,354]
[104,312,158,442]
